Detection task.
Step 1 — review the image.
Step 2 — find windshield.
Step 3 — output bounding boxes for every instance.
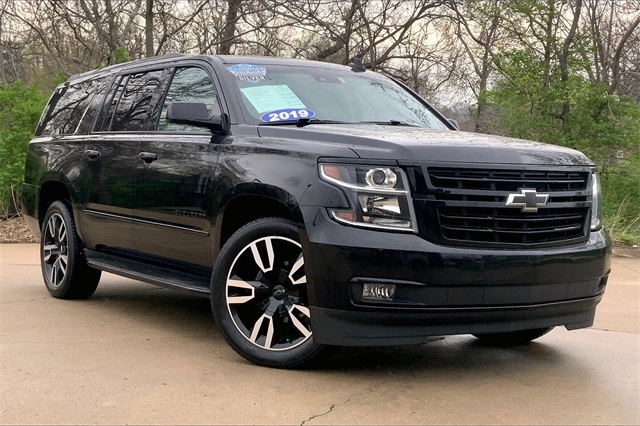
[226,63,448,128]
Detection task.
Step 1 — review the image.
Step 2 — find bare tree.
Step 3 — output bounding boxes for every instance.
[3,0,146,75]
[0,0,637,117]
[274,0,445,66]
[446,0,503,131]
[583,0,640,96]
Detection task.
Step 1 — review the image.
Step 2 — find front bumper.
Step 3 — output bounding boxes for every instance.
[311,294,602,345]
[300,207,611,346]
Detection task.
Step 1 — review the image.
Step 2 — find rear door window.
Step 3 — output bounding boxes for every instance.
[110,69,169,132]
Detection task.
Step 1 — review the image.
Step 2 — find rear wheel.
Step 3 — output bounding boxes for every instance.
[211,218,325,369]
[473,327,554,345]
[40,201,101,299]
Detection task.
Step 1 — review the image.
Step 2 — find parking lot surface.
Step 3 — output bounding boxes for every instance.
[1,244,638,425]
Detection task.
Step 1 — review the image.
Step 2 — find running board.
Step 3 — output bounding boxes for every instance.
[84,249,210,297]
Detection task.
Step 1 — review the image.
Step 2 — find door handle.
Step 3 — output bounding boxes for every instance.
[138,152,158,163]
[84,149,101,159]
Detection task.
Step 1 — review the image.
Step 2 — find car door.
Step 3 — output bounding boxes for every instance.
[133,65,226,267]
[76,74,140,251]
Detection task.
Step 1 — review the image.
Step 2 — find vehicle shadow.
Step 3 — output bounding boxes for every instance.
[88,283,217,339]
[319,338,567,372]
[86,281,584,377]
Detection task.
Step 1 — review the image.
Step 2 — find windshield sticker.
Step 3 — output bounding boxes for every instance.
[240,85,306,113]
[261,108,316,122]
[227,64,268,83]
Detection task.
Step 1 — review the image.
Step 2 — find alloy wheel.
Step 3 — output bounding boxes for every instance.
[42,213,68,288]
[225,236,312,351]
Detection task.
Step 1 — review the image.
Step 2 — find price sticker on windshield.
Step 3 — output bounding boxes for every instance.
[261,108,316,122]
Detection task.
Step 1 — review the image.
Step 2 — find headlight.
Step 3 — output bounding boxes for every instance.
[319,163,417,232]
[591,173,603,231]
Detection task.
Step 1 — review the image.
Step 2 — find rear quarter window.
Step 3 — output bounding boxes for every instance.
[36,77,108,136]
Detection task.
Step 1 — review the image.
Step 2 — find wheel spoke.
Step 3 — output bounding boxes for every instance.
[287,304,312,338]
[58,255,68,275]
[47,216,58,240]
[43,244,58,262]
[53,258,65,285]
[288,253,306,285]
[249,238,274,273]
[227,278,257,304]
[49,262,58,286]
[249,312,275,349]
[57,222,67,244]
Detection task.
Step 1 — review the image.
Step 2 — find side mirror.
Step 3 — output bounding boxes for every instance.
[447,118,459,130]
[166,102,227,134]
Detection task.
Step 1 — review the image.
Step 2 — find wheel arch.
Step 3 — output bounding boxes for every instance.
[213,183,306,259]
[38,179,73,230]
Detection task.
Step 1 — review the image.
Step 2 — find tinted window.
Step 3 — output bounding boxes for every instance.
[75,77,111,134]
[157,67,219,132]
[111,70,166,132]
[94,76,126,132]
[36,78,106,136]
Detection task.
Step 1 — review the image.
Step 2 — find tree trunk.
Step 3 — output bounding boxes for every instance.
[608,13,640,94]
[542,0,555,90]
[219,0,242,55]
[0,16,6,85]
[559,0,583,118]
[145,0,154,57]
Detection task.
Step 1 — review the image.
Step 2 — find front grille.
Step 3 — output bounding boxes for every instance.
[424,168,591,247]
[429,169,588,192]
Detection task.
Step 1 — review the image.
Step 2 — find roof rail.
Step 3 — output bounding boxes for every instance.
[68,52,188,82]
[127,52,186,66]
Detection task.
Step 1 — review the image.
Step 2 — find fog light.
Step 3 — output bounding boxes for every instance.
[363,283,396,300]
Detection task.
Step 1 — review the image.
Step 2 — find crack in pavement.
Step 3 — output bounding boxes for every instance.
[299,389,373,426]
[300,398,351,426]
[3,263,40,266]
[0,297,49,305]
[591,327,639,334]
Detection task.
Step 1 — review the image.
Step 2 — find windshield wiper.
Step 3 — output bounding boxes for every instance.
[259,118,348,127]
[358,120,419,127]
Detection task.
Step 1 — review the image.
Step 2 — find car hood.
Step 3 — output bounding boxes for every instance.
[257,125,593,166]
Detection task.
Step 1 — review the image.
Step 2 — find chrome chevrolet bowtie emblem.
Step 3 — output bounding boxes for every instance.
[505,189,549,212]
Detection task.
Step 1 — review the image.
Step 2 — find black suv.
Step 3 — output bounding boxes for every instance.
[23,54,611,368]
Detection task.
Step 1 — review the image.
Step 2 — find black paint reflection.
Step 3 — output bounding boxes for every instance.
[112,70,166,132]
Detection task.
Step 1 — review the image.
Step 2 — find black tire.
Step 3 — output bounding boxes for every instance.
[211,217,325,369]
[40,200,101,299]
[473,327,554,346]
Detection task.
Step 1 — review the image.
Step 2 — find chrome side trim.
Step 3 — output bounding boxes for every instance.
[83,209,209,235]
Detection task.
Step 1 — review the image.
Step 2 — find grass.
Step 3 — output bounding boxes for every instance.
[605,196,640,246]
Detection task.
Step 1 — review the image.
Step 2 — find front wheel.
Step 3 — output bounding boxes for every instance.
[40,200,101,299]
[210,218,325,369]
[473,327,554,346]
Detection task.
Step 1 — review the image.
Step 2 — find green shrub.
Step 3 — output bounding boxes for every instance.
[0,82,48,218]
[484,51,640,244]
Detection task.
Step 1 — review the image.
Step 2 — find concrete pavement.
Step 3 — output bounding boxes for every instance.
[1,244,638,425]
